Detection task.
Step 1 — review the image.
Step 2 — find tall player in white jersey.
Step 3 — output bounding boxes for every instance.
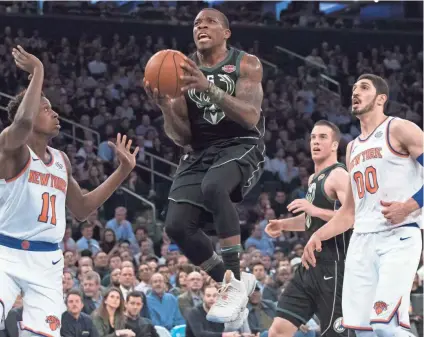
[302,74,423,337]
[0,47,139,337]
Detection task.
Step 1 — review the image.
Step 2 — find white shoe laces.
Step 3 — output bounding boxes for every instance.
[215,282,239,308]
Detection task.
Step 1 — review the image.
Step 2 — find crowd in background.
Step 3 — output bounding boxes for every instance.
[0,4,423,337]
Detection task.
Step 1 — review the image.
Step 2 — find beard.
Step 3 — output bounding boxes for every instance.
[352,96,377,116]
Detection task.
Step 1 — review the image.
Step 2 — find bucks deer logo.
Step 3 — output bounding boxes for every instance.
[188,74,235,125]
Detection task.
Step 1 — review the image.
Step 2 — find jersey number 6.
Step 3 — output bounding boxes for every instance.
[353,166,379,199]
[38,192,57,225]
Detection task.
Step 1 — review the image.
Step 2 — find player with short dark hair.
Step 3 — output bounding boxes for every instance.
[144,8,263,328]
[303,74,423,337]
[265,121,352,337]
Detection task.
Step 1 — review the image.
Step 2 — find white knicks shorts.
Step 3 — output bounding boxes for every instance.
[0,243,65,337]
[342,225,422,331]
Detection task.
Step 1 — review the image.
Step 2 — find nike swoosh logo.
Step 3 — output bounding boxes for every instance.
[32,158,39,161]
[324,276,333,280]
[52,258,62,265]
[400,237,411,241]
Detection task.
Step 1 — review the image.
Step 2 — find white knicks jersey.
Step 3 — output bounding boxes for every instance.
[0,146,68,243]
[349,117,422,233]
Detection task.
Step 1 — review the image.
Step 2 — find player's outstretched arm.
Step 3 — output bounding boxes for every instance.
[0,46,44,152]
[144,80,191,147]
[180,54,263,129]
[265,214,306,238]
[381,119,424,223]
[64,134,139,221]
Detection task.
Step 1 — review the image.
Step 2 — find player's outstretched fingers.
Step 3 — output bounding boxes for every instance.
[126,139,132,151]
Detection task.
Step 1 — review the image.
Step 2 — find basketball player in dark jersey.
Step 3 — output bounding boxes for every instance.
[265,121,353,337]
[144,8,264,327]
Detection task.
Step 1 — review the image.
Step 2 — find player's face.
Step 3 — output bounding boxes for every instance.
[193,10,230,51]
[310,125,338,162]
[351,79,378,116]
[33,97,60,138]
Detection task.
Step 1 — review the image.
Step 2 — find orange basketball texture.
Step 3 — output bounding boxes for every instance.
[144,50,186,98]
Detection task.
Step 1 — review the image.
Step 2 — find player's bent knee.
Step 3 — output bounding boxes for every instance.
[164,219,185,242]
[269,317,298,337]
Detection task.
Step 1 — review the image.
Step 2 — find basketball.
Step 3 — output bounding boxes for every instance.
[144,49,186,98]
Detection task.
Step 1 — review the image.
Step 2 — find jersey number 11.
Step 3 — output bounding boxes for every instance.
[38,192,57,225]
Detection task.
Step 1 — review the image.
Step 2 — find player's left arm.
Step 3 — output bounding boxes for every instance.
[314,168,350,221]
[63,134,139,221]
[181,54,263,129]
[382,119,424,221]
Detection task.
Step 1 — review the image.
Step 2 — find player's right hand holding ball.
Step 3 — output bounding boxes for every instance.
[143,78,172,111]
[12,45,43,75]
[301,233,322,269]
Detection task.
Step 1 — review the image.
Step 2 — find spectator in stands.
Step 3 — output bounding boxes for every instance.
[101,229,117,254]
[92,287,133,337]
[63,269,76,299]
[106,207,137,246]
[64,250,77,273]
[147,273,185,330]
[247,285,276,335]
[77,223,101,255]
[185,283,243,337]
[120,266,136,300]
[135,263,152,294]
[262,266,292,303]
[245,223,275,257]
[60,226,77,252]
[101,254,122,286]
[125,291,159,337]
[252,262,267,292]
[61,289,99,337]
[94,251,110,279]
[0,292,23,337]
[178,271,204,319]
[82,271,103,315]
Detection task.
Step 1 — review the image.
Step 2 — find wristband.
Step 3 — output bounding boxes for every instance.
[206,82,225,104]
[417,153,423,166]
[412,186,423,208]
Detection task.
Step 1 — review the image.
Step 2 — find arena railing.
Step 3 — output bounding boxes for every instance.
[0,91,169,224]
[0,91,176,188]
[275,45,342,98]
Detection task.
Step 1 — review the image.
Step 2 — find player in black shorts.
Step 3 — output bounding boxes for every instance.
[265,121,352,337]
[144,8,264,326]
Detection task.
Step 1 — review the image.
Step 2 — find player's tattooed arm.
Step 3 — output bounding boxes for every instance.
[208,54,263,129]
[62,135,139,221]
[163,96,192,147]
[0,46,44,152]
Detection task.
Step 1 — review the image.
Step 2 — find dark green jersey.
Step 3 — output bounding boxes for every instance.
[305,163,351,262]
[185,47,264,150]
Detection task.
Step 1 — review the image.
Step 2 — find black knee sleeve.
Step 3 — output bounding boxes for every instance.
[201,178,240,238]
[164,201,215,266]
